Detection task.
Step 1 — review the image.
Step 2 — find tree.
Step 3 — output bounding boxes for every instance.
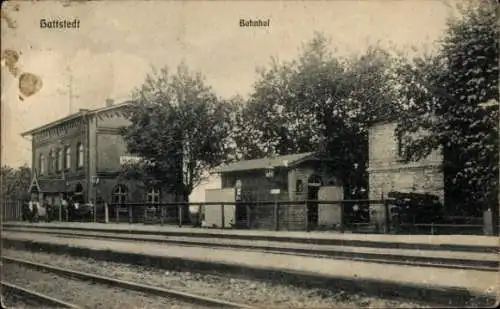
[1,165,31,202]
[396,0,499,216]
[122,63,234,202]
[234,33,401,198]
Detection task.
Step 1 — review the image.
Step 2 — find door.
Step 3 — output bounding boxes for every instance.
[307,186,319,230]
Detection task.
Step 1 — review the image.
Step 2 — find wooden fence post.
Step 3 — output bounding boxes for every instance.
[221,203,225,229]
[178,204,183,228]
[384,199,390,234]
[274,200,280,231]
[128,204,133,224]
[305,201,309,232]
[104,203,109,223]
[340,202,345,233]
[246,204,251,229]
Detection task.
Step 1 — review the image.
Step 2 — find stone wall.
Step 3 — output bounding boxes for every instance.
[368,121,444,202]
[204,188,235,228]
[367,121,445,232]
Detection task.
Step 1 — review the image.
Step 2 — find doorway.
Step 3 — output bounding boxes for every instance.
[306,174,323,230]
[307,186,319,230]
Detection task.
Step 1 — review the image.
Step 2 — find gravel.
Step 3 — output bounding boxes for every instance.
[1,290,43,309]
[2,248,431,308]
[2,263,205,309]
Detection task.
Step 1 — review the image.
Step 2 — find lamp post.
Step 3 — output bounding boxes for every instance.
[266,163,280,231]
[59,140,66,222]
[91,176,99,223]
[478,99,499,235]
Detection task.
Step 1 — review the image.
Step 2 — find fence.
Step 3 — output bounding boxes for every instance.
[105,200,381,232]
[3,199,489,235]
[2,200,23,221]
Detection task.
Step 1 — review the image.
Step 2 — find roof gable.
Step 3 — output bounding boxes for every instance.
[21,101,133,137]
[215,152,317,173]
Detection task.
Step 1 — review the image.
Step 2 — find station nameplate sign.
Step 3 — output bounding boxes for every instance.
[270,189,280,195]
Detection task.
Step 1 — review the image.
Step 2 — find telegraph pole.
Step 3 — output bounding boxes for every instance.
[57,66,79,115]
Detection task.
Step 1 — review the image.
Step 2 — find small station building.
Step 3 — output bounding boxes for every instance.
[203,152,345,230]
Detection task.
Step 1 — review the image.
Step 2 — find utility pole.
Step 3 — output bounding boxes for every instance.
[57,66,80,115]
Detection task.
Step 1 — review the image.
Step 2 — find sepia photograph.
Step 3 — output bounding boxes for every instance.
[1,0,498,308]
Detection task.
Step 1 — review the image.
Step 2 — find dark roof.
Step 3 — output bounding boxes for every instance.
[21,100,134,137]
[215,152,317,173]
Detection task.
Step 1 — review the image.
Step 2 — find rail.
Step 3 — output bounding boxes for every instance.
[2,256,254,309]
[1,281,81,308]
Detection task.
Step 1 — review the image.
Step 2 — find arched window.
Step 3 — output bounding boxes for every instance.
[65,147,71,170]
[112,184,128,204]
[146,187,161,204]
[77,143,84,168]
[49,149,55,173]
[296,179,303,193]
[39,154,45,175]
[73,183,84,203]
[57,149,63,171]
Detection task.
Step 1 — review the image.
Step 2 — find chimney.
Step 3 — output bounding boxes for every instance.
[106,98,114,107]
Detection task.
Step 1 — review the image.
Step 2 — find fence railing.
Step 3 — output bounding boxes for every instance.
[103,199,383,232]
[4,199,488,235]
[2,200,23,221]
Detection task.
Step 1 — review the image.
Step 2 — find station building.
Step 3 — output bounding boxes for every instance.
[21,100,174,217]
[204,152,345,230]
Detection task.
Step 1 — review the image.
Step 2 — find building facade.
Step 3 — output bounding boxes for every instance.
[367,120,445,201]
[205,152,344,230]
[22,100,173,216]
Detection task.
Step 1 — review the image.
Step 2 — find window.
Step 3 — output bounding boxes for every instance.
[112,184,128,204]
[49,149,55,173]
[39,154,45,175]
[146,187,161,204]
[296,179,303,193]
[77,143,84,168]
[65,147,71,170]
[396,130,406,159]
[57,149,63,171]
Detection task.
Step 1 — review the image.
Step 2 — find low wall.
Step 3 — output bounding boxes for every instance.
[204,189,235,228]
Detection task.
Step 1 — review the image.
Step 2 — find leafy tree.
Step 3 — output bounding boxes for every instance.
[396,0,499,216]
[1,165,31,202]
[122,64,234,202]
[235,33,401,198]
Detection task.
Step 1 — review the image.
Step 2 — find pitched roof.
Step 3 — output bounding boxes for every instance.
[21,100,134,137]
[215,152,317,173]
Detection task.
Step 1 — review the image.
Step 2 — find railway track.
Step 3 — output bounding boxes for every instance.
[1,281,81,308]
[3,227,498,272]
[2,256,254,309]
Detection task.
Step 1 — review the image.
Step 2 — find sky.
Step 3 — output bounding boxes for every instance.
[1,0,458,172]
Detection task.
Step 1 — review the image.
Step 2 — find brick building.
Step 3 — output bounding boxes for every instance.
[367,120,444,201]
[204,152,344,230]
[21,100,173,218]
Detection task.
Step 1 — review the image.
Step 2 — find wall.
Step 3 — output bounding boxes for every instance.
[318,186,344,229]
[189,173,221,214]
[204,188,235,228]
[367,121,444,201]
[287,162,340,201]
[95,112,131,174]
[33,119,86,181]
[96,134,129,173]
[222,169,288,193]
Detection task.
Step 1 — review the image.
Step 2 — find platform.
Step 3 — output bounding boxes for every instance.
[3,221,499,251]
